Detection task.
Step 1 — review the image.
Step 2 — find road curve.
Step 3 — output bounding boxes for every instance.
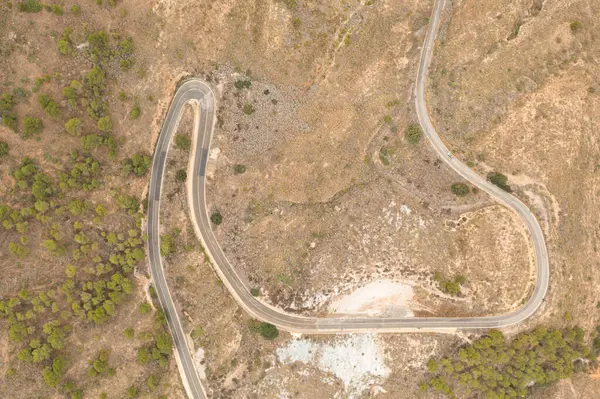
[147,0,549,396]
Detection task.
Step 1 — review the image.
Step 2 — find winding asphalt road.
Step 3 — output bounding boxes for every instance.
[147,0,549,397]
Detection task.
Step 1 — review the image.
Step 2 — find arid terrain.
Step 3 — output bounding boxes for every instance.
[430,0,600,331]
[2,0,600,398]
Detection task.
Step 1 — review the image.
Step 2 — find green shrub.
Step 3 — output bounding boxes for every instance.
[259,322,278,340]
[71,4,81,14]
[57,28,73,55]
[450,183,469,196]
[405,123,422,144]
[242,103,255,115]
[175,134,191,150]
[190,326,204,340]
[487,172,511,192]
[234,164,246,174]
[210,210,222,225]
[58,40,71,55]
[250,288,260,297]
[0,141,8,158]
[175,169,187,182]
[436,274,466,296]
[129,104,141,119]
[0,92,14,113]
[160,234,175,257]
[439,280,461,295]
[570,21,582,33]
[3,113,17,132]
[139,302,151,314]
[234,79,251,89]
[126,386,138,398]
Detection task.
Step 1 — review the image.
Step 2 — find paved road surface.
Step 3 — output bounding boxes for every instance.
[146,0,549,396]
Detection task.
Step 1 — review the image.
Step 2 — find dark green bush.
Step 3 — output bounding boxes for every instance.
[210,209,222,225]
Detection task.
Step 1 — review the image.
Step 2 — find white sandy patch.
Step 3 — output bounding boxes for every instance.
[193,348,206,379]
[277,334,390,397]
[329,280,414,317]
